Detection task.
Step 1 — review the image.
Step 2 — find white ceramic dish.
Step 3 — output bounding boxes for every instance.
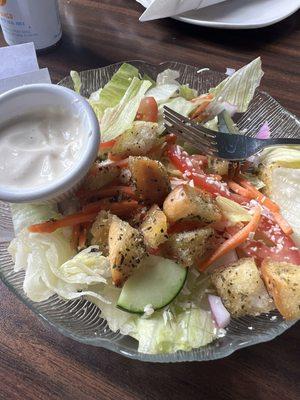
[173,0,300,29]
[0,84,100,203]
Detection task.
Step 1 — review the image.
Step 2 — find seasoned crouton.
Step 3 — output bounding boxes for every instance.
[108,215,146,287]
[140,205,168,249]
[111,121,159,158]
[90,210,113,256]
[162,228,214,268]
[211,258,274,317]
[129,156,170,206]
[163,185,221,224]
[258,162,281,197]
[207,157,229,176]
[261,259,300,320]
[82,161,121,190]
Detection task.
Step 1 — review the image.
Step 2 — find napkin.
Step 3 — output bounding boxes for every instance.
[0,42,51,96]
[138,0,227,21]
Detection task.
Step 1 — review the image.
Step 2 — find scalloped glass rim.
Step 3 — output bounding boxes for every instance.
[0,61,299,363]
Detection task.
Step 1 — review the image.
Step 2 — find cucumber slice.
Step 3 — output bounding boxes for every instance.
[217,110,239,134]
[117,255,187,314]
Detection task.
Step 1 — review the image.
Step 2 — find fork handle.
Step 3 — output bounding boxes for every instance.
[264,138,300,146]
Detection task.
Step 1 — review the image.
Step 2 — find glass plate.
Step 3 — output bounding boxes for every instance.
[0,61,299,363]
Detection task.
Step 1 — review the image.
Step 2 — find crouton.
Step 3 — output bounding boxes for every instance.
[163,185,222,224]
[82,161,121,190]
[140,205,168,249]
[261,259,300,320]
[207,157,229,176]
[162,228,214,268]
[108,215,146,287]
[129,156,170,206]
[211,258,274,317]
[111,121,159,158]
[90,210,113,256]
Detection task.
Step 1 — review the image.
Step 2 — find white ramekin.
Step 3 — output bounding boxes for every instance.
[0,84,100,203]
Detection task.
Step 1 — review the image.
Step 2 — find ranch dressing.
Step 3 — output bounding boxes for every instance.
[0,109,83,190]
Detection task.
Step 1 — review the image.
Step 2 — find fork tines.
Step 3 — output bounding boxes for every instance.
[163,106,217,156]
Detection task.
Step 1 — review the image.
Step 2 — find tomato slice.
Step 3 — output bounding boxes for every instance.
[240,215,300,265]
[136,97,158,122]
[166,145,247,203]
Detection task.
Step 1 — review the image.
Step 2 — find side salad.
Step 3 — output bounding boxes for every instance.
[8,58,300,354]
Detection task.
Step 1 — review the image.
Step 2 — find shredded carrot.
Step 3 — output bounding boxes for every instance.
[191,93,213,103]
[228,181,253,199]
[199,206,262,271]
[99,139,116,151]
[76,186,136,202]
[78,222,91,250]
[237,178,280,213]
[108,152,126,162]
[168,220,206,234]
[71,224,81,250]
[190,100,211,120]
[83,199,139,217]
[28,198,139,234]
[28,211,99,234]
[273,212,293,236]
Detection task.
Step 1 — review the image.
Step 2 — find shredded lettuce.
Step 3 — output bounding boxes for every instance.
[89,63,139,120]
[96,270,217,354]
[210,57,264,113]
[179,84,197,100]
[10,203,60,235]
[157,97,197,134]
[216,196,252,224]
[241,173,265,190]
[260,147,300,168]
[70,70,82,94]
[8,205,109,303]
[156,69,180,85]
[100,78,152,141]
[146,84,179,104]
[269,168,300,246]
[160,97,196,117]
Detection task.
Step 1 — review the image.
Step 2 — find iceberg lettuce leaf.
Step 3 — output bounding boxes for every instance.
[100,78,152,141]
[89,63,139,120]
[8,204,110,303]
[210,57,264,113]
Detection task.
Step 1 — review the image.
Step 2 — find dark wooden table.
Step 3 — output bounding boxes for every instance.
[0,1,299,399]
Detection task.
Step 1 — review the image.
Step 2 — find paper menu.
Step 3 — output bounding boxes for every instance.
[137,0,226,21]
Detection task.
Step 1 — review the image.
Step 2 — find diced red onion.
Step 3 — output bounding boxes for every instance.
[256,121,270,139]
[208,295,231,328]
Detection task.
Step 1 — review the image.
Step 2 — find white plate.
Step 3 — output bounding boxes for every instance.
[173,0,300,29]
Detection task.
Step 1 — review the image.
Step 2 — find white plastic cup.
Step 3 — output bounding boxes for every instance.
[0,84,100,203]
[0,0,62,51]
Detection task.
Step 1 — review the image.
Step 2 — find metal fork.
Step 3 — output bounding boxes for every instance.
[163,106,300,160]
